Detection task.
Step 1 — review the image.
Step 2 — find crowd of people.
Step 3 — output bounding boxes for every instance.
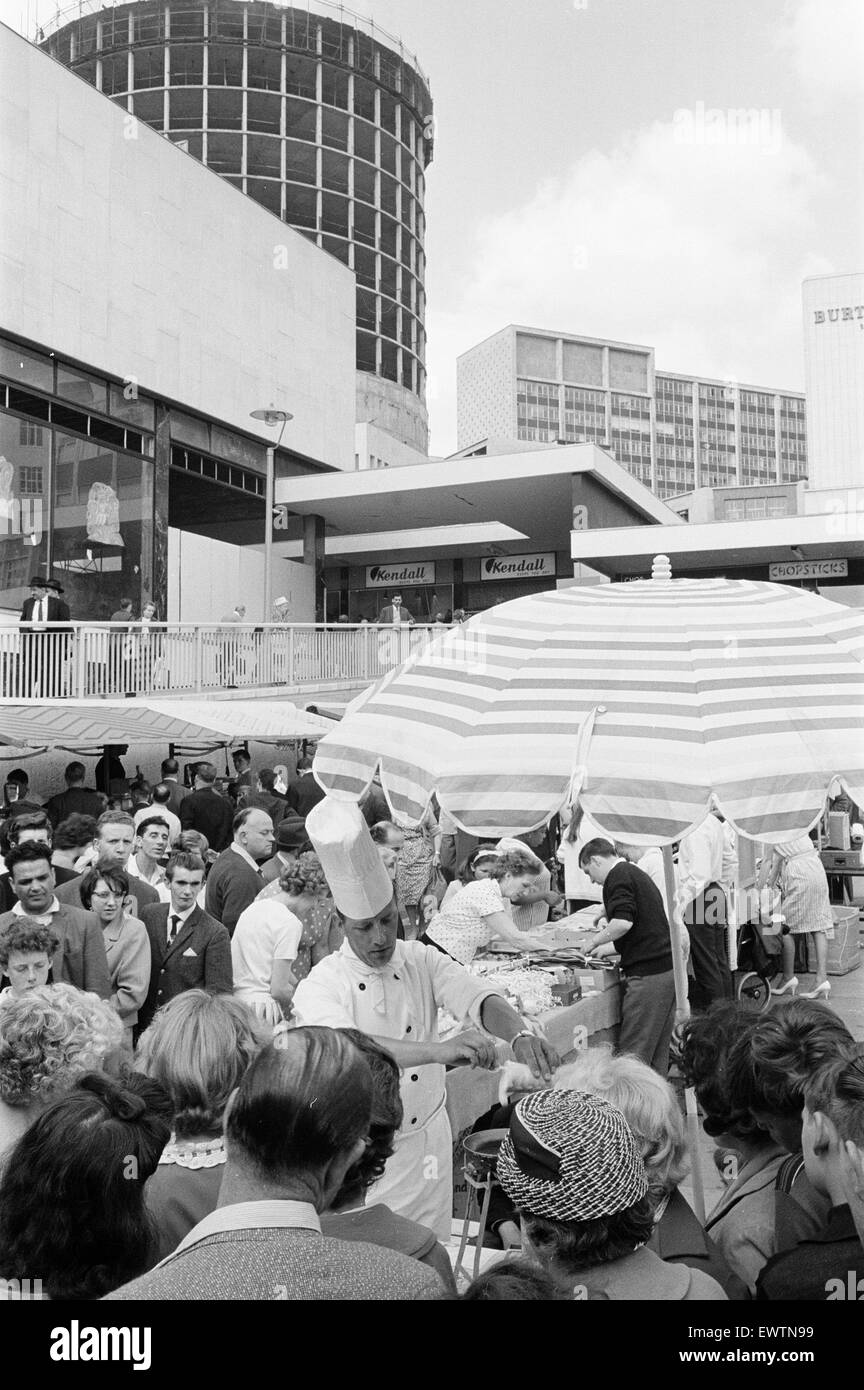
[0,747,860,1301]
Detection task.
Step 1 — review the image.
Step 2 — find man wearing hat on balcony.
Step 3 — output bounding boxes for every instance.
[18,576,71,696]
[292,799,560,1241]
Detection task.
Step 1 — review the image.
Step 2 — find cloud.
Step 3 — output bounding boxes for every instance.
[778,0,863,101]
[427,119,833,454]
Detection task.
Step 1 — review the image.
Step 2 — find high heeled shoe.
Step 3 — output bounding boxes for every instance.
[770,976,798,996]
[799,980,831,1000]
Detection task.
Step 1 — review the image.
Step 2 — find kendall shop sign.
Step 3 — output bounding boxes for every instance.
[366,562,436,588]
[481,553,556,581]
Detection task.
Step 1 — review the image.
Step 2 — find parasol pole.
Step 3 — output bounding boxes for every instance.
[662,842,706,1224]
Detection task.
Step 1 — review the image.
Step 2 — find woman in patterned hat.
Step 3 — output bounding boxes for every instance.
[497,1089,727,1301]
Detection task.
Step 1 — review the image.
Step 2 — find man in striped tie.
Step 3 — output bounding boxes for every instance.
[137,851,233,1038]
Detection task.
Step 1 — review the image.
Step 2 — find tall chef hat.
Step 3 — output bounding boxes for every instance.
[305,797,394,920]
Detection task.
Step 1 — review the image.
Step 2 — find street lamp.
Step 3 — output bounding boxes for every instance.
[250,406,293,621]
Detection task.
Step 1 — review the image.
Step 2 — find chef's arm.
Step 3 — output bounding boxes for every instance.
[479,994,559,1080]
[479,993,530,1044]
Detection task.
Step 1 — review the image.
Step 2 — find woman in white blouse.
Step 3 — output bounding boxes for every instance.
[424,850,550,965]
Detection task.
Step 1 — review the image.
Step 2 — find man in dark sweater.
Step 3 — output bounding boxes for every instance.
[571,838,676,1076]
[757,1048,864,1301]
[205,807,275,937]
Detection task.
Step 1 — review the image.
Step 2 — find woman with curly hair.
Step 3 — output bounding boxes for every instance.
[423,848,551,964]
[0,1071,172,1299]
[136,989,269,1261]
[0,918,60,997]
[0,982,123,1162]
[246,852,343,1016]
[322,1029,456,1293]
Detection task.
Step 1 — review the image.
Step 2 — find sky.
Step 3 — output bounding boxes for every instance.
[4,0,863,455]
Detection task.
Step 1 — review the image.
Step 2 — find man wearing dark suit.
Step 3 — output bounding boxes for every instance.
[180,762,234,853]
[19,576,71,697]
[205,808,274,937]
[19,575,70,625]
[0,811,77,913]
[44,761,104,828]
[0,842,111,998]
[137,851,232,1035]
[229,749,254,804]
[160,758,188,818]
[55,810,161,917]
[377,592,414,625]
[285,758,327,819]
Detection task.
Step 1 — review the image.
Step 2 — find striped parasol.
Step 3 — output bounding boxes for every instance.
[314,563,864,844]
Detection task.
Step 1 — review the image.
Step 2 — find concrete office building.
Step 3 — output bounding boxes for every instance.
[41,0,434,456]
[0,21,355,624]
[458,325,808,500]
[803,273,864,492]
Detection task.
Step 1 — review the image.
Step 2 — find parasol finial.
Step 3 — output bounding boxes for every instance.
[651,554,673,582]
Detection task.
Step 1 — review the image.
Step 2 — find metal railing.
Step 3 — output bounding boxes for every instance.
[0,622,451,701]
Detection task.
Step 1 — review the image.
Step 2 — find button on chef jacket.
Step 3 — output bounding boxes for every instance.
[292,937,500,1241]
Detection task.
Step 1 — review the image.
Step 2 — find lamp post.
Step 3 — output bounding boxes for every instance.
[250,407,293,621]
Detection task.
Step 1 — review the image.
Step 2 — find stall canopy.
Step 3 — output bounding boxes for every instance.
[0,699,333,750]
[313,564,864,844]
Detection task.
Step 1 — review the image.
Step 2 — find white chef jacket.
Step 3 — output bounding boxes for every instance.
[292,938,500,1240]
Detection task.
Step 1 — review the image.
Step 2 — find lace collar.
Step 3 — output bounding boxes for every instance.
[158,1135,226,1170]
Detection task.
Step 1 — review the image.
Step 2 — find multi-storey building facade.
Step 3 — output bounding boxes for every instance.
[457,326,807,499]
[41,0,433,453]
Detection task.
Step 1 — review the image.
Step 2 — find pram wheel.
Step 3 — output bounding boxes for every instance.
[736,970,770,1013]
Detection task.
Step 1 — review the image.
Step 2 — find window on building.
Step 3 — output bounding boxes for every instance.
[134,46,164,90]
[246,46,281,91]
[246,134,281,178]
[206,133,242,176]
[128,90,162,129]
[321,63,349,111]
[168,7,205,39]
[170,46,203,85]
[284,184,318,230]
[285,53,317,101]
[354,246,377,290]
[321,107,349,152]
[168,89,202,128]
[56,365,107,413]
[354,201,377,248]
[242,90,279,134]
[320,192,350,238]
[0,339,54,393]
[356,331,377,374]
[322,148,350,195]
[353,159,377,206]
[282,138,316,184]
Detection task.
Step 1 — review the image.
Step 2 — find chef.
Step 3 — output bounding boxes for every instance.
[292,798,559,1241]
